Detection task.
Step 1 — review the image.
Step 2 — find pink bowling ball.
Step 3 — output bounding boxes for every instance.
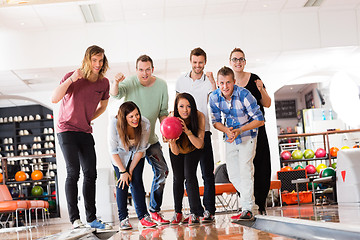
[280,151,291,160]
[160,117,183,139]
[305,164,317,174]
[315,148,326,158]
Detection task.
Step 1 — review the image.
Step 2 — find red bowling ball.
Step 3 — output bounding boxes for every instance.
[160,117,183,139]
[280,151,291,160]
[315,148,326,158]
[305,164,317,174]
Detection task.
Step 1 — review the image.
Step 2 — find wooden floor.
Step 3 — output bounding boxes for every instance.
[1,203,360,240]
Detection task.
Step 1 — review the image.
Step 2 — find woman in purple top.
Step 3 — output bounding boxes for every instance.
[51,45,111,229]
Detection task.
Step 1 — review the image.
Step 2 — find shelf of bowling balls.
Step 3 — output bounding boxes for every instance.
[6,178,56,184]
[281,156,336,164]
[0,153,56,160]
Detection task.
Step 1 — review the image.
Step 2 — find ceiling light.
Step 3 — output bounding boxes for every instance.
[304,0,324,7]
[80,4,104,23]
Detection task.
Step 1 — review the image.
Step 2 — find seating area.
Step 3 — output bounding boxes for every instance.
[0,185,49,229]
[184,180,282,213]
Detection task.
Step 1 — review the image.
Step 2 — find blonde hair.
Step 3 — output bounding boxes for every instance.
[81,45,109,79]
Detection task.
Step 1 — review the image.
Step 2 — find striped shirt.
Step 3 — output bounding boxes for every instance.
[209,85,264,144]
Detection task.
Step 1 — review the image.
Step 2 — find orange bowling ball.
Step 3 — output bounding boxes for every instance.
[330,147,339,157]
[353,145,360,148]
[15,171,27,182]
[0,173,3,182]
[31,170,43,181]
[281,166,293,171]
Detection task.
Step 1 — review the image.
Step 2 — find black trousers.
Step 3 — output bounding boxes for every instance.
[57,131,97,223]
[199,131,216,215]
[170,148,204,216]
[253,125,272,211]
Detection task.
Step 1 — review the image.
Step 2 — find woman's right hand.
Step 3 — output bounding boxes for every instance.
[117,172,131,190]
[115,73,126,84]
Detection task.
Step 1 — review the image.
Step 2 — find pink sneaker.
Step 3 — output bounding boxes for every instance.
[181,216,189,224]
[231,213,241,222]
[151,212,170,225]
[170,213,183,225]
[139,215,157,228]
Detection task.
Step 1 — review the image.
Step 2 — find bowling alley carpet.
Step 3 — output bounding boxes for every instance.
[1,203,360,239]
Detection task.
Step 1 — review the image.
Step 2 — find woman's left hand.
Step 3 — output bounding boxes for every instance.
[117,172,131,190]
[255,79,264,92]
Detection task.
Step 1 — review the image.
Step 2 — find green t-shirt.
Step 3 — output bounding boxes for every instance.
[112,75,169,145]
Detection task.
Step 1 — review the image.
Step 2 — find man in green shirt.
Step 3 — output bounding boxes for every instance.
[110,55,170,225]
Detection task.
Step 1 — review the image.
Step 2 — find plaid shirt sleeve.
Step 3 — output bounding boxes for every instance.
[209,90,222,124]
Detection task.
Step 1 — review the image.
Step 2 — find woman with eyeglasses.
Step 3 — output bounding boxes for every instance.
[229,48,272,216]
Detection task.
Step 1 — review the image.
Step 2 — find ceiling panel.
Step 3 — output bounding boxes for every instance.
[165,0,205,7]
[100,1,124,22]
[282,0,308,9]
[124,8,164,22]
[205,2,246,16]
[321,0,360,9]
[164,5,205,18]
[34,3,84,27]
[244,0,287,12]
[122,0,164,11]
[0,71,22,83]
[13,68,56,80]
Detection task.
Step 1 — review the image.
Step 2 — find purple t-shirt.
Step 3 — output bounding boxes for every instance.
[56,71,110,133]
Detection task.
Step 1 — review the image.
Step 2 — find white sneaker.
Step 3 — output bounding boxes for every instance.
[73,219,85,229]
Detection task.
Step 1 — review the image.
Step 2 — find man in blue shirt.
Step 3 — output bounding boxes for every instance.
[209,66,264,221]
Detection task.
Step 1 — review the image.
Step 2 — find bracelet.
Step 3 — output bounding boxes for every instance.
[119,170,127,174]
[186,131,193,136]
[239,128,243,135]
[69,77,73,83]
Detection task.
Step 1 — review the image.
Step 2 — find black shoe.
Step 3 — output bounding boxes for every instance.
[238,211,255,221]
[259,210,267,215]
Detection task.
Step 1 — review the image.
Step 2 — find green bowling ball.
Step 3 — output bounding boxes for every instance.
[48,200,56,210]
[292,150,303,160]
[308,182,318,190]
[31,185,44,196]
[321,167,336,178]
[294,165,304,170]
[303,149,315,159]
[331,162,337,169]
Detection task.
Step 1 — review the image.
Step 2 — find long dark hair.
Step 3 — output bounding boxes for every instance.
[116,101,142,150]
[173,93,199,137]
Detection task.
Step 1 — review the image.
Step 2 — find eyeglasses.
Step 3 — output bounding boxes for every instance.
[231,57,246,63]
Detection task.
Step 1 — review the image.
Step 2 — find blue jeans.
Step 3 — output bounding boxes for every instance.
[57,132,97,223]
[199,131,216,215]
[113,158,148,221]
[145,142,168,212]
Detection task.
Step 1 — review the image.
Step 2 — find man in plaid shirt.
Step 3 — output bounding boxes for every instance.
[209,66,264,221]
